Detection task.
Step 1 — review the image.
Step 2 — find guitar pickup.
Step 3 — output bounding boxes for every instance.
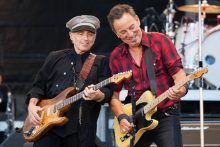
[53,104,57,113]
[24,127,35,136]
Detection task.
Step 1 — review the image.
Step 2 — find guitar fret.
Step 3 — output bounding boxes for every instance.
[94,78,110,90]
[56,72,132,110]
[23,70,134,142]
[114,68,207,147]
[144,76,191,114]
[58,79,111,110]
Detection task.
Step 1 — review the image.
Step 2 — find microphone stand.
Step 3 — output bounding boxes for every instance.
[165,0,176,42]
[198,0,206,147]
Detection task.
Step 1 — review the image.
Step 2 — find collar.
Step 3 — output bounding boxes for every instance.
[72,48,90,62]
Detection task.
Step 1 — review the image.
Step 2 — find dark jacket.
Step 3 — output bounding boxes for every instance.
[26,48,112,143]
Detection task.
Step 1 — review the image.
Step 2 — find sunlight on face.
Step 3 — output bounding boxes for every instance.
[113,13,142,47]
[69,30,96,54]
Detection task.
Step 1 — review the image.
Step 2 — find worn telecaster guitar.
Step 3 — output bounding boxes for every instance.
[114,67,208,147]
[22,70,132,142]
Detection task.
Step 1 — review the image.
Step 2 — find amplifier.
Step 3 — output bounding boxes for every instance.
[181,121,220,147]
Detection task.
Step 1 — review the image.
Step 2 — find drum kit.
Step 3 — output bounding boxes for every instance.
[164,0,220,89]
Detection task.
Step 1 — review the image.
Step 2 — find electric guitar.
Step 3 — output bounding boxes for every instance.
[22,70,132,142]
[114,67,208,147]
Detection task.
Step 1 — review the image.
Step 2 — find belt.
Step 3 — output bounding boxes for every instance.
[153,102,180,118]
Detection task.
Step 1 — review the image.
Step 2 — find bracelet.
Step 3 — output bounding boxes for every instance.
[117,114,130,123]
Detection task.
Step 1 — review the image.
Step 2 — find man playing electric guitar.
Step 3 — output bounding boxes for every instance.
[26,15,113,147]
[107,4,189,147]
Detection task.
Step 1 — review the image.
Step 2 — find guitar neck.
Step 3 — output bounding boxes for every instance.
[57,78,111,110]
[143,76,190,114]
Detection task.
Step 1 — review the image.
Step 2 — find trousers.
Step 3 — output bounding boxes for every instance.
[135,103,183,147]
[33,132,79,147]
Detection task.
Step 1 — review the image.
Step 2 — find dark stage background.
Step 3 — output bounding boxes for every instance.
[0,0,219,94]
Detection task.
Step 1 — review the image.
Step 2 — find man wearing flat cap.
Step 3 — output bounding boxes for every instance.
[26,15,112,147]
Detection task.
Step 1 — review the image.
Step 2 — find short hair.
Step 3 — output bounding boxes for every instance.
[107,4,137,31]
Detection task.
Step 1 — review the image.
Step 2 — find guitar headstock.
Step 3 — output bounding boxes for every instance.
[111,70,132,84]
[189,67,208,80]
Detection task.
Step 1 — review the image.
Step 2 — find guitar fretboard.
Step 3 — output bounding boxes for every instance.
[57,78,111,110]
[143,76,191,114]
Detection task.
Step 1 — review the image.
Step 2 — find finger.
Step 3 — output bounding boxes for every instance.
[33,112,41,122]
[120,128,125,133]
[82,93,92,101]
[82,94,87,100]
[30,114,40,125]
[83,89,89,97]
[88,84,94,89]
[36,106,43,111]
[32,109,42,122]
[32,118,40,125]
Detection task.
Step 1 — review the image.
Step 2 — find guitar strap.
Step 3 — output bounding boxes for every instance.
[130,75,136,147]
[130,33,156,146]
[79,53,96,80]
[144,33,157,96]
[75,53,96,91]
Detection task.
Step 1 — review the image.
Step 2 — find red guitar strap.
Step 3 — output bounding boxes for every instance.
[79,53,96,80]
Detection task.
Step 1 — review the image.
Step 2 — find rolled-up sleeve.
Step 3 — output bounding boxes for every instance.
[160,34,183,76]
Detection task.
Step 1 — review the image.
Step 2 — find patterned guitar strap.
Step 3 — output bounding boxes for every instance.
[75,53,96,91]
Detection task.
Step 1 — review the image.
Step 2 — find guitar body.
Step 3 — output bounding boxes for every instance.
[23,87,77,142]
[114,91,158,147]
[114,67,209,147]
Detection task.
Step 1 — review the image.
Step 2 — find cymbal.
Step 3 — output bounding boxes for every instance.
[178,4,220,14]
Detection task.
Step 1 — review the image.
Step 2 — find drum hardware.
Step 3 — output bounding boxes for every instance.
[197,1,207,147]
[175,1,219,145]
[177,1,220,14]
[164,0,176,42]
[175,20,200,75]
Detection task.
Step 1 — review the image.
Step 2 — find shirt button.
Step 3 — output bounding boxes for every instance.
[71,62,74,65]
[56,84,59,87]
[63,72,66,75]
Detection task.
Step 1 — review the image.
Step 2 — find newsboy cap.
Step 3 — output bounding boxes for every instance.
[66,15,100,33]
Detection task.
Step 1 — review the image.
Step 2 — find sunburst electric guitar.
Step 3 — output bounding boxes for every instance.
[22,71,132,142]
[114,67,208,147]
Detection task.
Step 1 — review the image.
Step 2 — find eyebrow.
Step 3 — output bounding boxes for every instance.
[118,24,135,34]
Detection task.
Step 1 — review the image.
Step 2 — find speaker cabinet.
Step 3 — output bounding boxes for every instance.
[181,121,220,147]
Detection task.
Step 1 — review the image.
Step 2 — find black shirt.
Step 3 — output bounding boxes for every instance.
[26,48,112,137]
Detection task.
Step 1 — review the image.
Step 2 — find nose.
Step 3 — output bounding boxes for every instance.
[82,34,89,40]
[126,30,134,38]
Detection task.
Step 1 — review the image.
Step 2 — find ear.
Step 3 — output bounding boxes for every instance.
[69,32,75,41]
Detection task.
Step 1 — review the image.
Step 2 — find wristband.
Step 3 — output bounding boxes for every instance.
[117,114,131,123]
